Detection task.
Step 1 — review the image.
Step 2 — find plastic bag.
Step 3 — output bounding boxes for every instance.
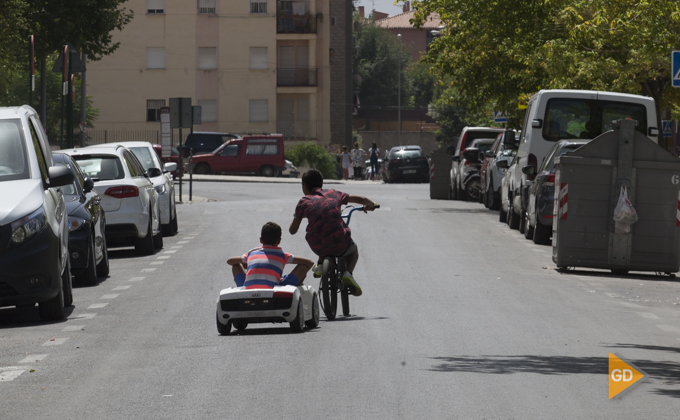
[614,221,631,234]
[613,185,638,224]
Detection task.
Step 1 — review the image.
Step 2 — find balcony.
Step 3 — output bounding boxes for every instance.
[277,68,317,87]
[277,120,316,139]
[276,13,318,34]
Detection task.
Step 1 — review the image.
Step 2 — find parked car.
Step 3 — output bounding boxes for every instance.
[123,142,178,236]
[525,139,590,244]
[506,89,659,235]
[498,154,518,225]
[451,138,496,201]
[182,131,241,157]
[189,134,287,177]
[53,152,108,286]
[62,144,163,255]
[449,127,505,200]
[381,145,430,183]
[0,105,75,320]
[280,160,299,178]
[152,143,180,179]
[480,130,518,210]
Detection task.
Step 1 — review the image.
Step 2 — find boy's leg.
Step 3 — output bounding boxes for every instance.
[232,263,246,287]
[340,242,362,296]
[281,263,312,286]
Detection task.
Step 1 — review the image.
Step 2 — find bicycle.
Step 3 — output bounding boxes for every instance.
[318,204,379,320]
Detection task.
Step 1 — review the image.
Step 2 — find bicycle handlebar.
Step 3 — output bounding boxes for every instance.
[342,204,379,225]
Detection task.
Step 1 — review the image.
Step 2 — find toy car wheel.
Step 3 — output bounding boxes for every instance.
[216,313,231,335]
[305,293,320,329]
[233,321,248,331]
[290,298,305,333]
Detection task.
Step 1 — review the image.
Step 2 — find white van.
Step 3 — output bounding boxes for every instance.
[505,89,659,231]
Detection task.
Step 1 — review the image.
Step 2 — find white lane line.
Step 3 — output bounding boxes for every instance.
[100,294,120,299]
[142,268,157,273]
[112,285,131,291]
[183,237,195,240]
[69,313,96,320]
[156,256,170,260]
[657,325,680,333]
[620,302,643,308]
[19,354,48,364]
[129,277,146,282]
[163,250,178,254]
[0,368,26,382]
[605,293,625,299]
[42,338,69,346]
[531,249,547,253]
[177,241,189,244]
[171,246,182,249]
[62,325,84,332]
[636,312,661,320]
[150,261,164,265]
[88,303,109,309]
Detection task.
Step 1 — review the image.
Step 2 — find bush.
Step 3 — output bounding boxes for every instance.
[285,142,339,180]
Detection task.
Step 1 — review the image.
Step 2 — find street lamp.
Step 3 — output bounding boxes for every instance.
[397,33,402,146]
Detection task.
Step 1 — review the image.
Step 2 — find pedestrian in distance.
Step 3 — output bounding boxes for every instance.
[340,146,351,180]
[368,142,380,181]
[350,142,366,180]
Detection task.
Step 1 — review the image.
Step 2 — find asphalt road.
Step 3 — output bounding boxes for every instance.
[1,180,679,419]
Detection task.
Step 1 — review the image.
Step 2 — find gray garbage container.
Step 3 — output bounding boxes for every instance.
[430,150,453,199]
[553,119,680,273]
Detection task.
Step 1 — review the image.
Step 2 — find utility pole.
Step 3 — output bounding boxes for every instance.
[397,33,402,146]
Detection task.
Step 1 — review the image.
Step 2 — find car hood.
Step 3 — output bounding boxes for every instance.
[64,195,85,215]
[0,179,45,225]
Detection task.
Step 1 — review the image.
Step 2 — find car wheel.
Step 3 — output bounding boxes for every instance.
[260,165,275,177]
[216,313,231,335]
[289,298,305,333]
[163,201,179,236]
[81,237,99,286]
[194,163,210,175]
[611,269,629,275]
[233,321,248,331]
[62,257,73,307]
[96,231,110,278]
[490,191,501,211]
[499,204,507,223]
[135,214,155,255]
[153,228,163,250]
[465,179,481,202]
[533,215,551,245]
[523,210,534,239]
[450,182,457,200]
[39,259,68,321]
[305,293,320,329]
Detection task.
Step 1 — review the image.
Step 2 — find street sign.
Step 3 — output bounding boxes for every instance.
[169,97,192,129]
[52,43,86,73]
[673,51,680,88]
[160,107,171,158]
[494,111,508,123]
[192,105,202,125]
[662,120,673,137]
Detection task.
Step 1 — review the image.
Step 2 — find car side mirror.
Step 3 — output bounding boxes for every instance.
[496,160,508,169]
[164,162,177,173]
[521,165,536,176]
[484,150,495,158]
[83,177,94,193]
[452,156,461,163]
[47,166,75,188]
[648,127,659,136]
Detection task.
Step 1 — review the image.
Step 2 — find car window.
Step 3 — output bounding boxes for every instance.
[220,144,239,156]
[521,102,532,144]
[463,131,502,149]
[70,156,86,189]
[126,150,147,177]
[0,119,30,182]
[171,147,179,157]
[491,136,502,154]
[544,145,582,172]
[246,138,279,155]
[394,149,423,158]
[74,156,125,180]
[28,119,50,183]
[130,146,160,171]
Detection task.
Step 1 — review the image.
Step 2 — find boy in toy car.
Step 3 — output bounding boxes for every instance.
[227,222,314,289]
[289,169,377,297]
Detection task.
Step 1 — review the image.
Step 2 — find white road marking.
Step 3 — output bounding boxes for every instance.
[112,285,131,291]
[163,250,177,254]
[0,368,26,382]
[605,293,624,299]
[156,256,170,260]
[171,246,182,249]
[100,294,120,299]
[182,237,195,240]
[150,261,164,265]
[636,312,661,320]
[142,268,157,272]
[62,325,84,332]
[42,338,69,346]
[19,354,48,364]
[177,241,189,244]
[129,277,146,281]
[88,303,109,309]
[657,325,680,333]
[69,313,96,320]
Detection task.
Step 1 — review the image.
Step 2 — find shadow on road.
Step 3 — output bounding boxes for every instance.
[557,268,678,283]
[324,316,390,322]
[0,305,74,329]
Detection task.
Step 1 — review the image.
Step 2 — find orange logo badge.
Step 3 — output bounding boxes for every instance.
[609,353,646,399]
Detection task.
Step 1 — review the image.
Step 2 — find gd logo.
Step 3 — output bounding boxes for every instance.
[609,353,646,399]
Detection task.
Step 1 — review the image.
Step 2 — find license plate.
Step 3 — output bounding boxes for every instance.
[403,169,416,174]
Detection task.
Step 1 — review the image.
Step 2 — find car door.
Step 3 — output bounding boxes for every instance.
[122,150,155,225]
[72,157,104,258]
[213,143,240,173]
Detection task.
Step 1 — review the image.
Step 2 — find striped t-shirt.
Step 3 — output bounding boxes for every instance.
[242,246,294,289]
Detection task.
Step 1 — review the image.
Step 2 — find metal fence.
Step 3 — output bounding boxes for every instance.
[276,14,318,34]
[277,68,317,86]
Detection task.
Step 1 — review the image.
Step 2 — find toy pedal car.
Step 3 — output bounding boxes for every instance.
[216,285,319,334]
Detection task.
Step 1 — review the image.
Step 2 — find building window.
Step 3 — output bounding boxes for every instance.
[249,100,268,122]
[198,47,217,69]
[249,47,268,69]
[147,0,164,14]
[198,100,217,122]
[198,0,216,14]
[147,99,166,122]
[146,47,165,69]
[250,0,268,14]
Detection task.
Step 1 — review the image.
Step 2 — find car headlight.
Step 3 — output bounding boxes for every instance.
[69,216,86,231]
[155,184,167,195]
[10,206,47,246]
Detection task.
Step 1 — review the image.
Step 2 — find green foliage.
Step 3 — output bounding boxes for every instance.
[285,143,339,180]
[407,62,439,108]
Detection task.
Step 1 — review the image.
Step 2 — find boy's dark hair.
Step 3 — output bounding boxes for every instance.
[302,169,323,190]
[261,222,282,245]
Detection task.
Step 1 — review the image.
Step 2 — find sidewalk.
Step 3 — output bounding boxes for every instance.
[177,174,383,185]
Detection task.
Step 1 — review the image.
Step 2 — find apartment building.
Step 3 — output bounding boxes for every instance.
[86,0,353,146]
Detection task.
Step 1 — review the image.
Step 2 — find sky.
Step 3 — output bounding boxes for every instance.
[354,0,405,17]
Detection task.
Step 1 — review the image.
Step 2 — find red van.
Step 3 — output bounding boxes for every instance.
[188,134,286,177]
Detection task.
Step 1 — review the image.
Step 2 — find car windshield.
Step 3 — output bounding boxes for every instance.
[73,156,125,180]
[130,146,159,171]
[393,149,423,159]
[471,141,495,153]
[0,120,30,182]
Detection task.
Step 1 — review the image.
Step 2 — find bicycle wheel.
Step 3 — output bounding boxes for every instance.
[320,258,337,320]
[338,258,350,316]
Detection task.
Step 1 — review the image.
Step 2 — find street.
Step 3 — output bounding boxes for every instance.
[1,180,679,419]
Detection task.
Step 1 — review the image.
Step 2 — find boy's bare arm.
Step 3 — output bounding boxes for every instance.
[226,256,242,266]
[347,194,378,211]
[291,256,314,268]
[289,217,302,235]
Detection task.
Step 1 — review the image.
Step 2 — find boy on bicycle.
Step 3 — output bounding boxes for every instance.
[289,169,377,296]
[227,222,314,289]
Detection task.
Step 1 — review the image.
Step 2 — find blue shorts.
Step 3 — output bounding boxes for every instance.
[234,273,300,287]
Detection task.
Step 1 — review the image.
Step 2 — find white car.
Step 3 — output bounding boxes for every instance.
[216,285,319,334]
[119,142,178,235]
[62,144,162,255]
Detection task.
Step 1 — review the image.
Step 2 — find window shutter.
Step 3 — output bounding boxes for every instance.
[198,47,217,69]
[198,0,216,14]
[198,100,217,122]
[249,47,268,69]
[249,100,268,122]
[250,0,268,14]
[147,48,165,69]
[147,0,164,13]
